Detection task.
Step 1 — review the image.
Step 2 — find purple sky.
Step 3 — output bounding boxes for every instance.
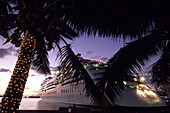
[49,34,125,66]
[0,34,124,95]
[0,34,160,95]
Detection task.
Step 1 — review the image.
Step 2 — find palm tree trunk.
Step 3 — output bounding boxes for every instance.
[0,34,36,113]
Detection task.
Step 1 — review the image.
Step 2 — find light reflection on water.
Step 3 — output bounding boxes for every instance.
[0,97,70,110]
[36,99,71,110]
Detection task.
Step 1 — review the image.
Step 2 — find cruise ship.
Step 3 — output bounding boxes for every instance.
[39,56,167,107]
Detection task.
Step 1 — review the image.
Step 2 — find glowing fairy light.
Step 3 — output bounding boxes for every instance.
[0,34,36,112]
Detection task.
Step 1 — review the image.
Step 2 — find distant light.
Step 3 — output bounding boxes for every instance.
[138,84,145,90]
[123,81,127,85]
[133,78,138,82]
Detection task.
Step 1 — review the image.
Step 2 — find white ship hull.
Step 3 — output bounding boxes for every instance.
[40,82,94,106]
[40,57,167,107]
[40,81,167,107]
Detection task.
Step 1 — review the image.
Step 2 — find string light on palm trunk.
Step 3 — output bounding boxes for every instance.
[0,34,36,113]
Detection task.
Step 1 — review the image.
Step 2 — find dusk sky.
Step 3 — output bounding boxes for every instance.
[0,34,125,96]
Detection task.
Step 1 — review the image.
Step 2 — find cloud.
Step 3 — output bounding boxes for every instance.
[86,50,93,55]
[30,74,37,77]
[12,49,19,56]
[101,57,109,61]
[91,56,101,59]
[33,91,39,93]
[0,48,11,58]
[25,87,30,89]
[8,47,19,56]
[0,47,18,58]
[50,67,59,71]
[30,66,37,71]
[0,68,11,72]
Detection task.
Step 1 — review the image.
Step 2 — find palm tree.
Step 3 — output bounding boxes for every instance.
[97,30,167,89]
[57,44,109,106]
[68,0,170,105]
[61,0,170,105]
[104,29,170,96]
[0,0,170,112]
[0,0,78,112]
[149,41,170,92]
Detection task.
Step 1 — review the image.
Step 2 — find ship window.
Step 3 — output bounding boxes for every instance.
[92,64,99,67]
[129,85,135,89]
[74,86,76,92]
[83,65,87,69]
[123,81,127,85]
[104,65,108,67]
[77,86,79,92]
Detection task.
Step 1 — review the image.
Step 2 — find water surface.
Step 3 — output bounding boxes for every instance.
[0,97,70,110]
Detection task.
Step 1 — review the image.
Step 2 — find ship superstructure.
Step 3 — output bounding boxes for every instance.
[39,57,167,107]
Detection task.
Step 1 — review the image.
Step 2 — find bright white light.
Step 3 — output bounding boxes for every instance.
[136,89,162,104]
[140,76,145,82]
[137,90,145,96]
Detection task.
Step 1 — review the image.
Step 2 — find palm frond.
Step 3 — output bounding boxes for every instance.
[0,30,8,38]
[97,30,165,103]
[0,0,15,15]
[0,14,17,27]
[57,44,109,105]
[111,30,164,74]
[44,16,78,48]
[32,37,51,75]
[46,18,78,39]
[0,0,19,6]
[63,0,169,38]
[32,52,50,75]
[0,14,18,39]
[149,41,170,87]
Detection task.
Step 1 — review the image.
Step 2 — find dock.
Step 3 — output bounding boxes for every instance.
[17,106,170,113]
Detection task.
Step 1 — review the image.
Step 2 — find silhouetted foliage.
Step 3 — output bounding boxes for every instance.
[1,0,170,111]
